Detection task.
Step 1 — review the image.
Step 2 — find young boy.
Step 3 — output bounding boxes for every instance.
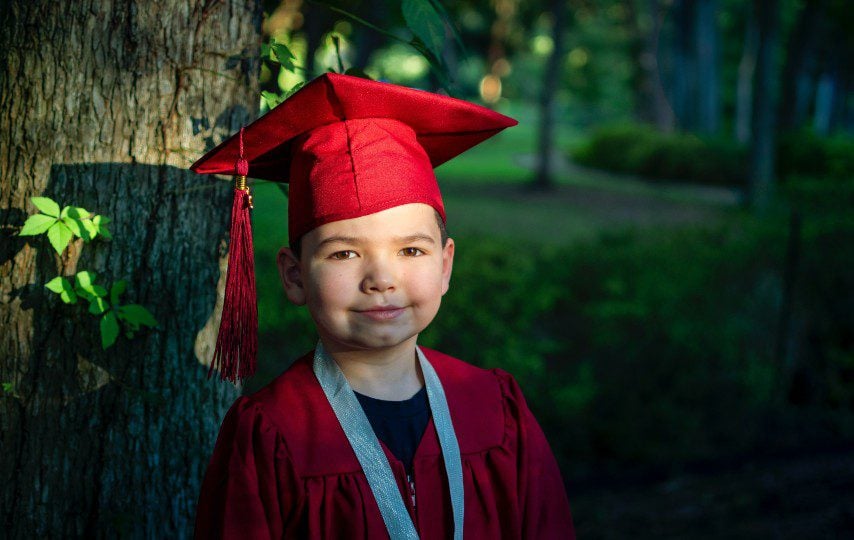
[191,73,574,539]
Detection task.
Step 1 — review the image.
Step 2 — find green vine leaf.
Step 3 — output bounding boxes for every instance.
[343,67,373,80]
[92,215,111,240]
[100,311,119,349]
[110,280,127,306]
[62,217,91,241]
[65,206,91,219]
[282,81,305,99]
[45,276,78,304]
[45,276,66,293]
[82,219,98,239]
[261,91,283,110]
[89,297,109,315]
[75,271,106,300]
[19,214,57,236]
[271,42,296,71]
[31,197,60,217]
[46,221,73,254]
[402,0,446,59]
[76,271,96,290]
[117,304,158,329]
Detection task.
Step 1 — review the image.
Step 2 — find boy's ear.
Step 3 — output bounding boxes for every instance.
[441,237,455,296]
[277,247,307,306]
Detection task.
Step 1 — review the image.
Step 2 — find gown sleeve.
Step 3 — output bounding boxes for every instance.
[194,396,304,539]
[495,369,576,539]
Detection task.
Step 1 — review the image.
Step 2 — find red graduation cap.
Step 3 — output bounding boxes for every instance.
[191,73,517,382]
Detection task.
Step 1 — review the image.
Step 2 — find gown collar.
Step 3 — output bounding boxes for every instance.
[313,342,464,540]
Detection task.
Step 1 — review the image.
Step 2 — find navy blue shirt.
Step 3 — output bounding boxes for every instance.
[355,386,430,474]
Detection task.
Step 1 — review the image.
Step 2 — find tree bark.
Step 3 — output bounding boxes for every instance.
[670,0,697,130]
[694,0,720,134]
[748,0,781,211]
[778,0,822,131]
[735,3,759,144]
[534,0,566,190]
[0,1,260,537]
[633,0,676,132]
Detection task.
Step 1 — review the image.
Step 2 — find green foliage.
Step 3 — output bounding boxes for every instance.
[19,196,157,350]
[402,0,446,60]
[100,311,119,349]
[572,123,747,186]
[574,124,854,189]
[270,42,296,71]
[19,196,111,254]
[777,130,854,181]
[305,0,461,91]
[45,276,77,304]
[421,182,853,468]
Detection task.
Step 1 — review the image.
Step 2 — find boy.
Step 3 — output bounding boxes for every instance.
[192,73,574,539]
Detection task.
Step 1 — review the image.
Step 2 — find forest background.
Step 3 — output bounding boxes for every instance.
[1,0,852,537]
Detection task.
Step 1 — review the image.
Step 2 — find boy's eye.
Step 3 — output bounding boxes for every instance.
[329,250,357,260]
[400,247,425,257]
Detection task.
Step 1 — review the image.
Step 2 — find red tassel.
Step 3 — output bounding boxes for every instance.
[209,129,257,382]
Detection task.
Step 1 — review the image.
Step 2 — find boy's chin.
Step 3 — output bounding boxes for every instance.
[319,329,422,354]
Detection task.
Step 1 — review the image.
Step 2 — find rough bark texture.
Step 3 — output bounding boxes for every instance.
[0,1,260,537]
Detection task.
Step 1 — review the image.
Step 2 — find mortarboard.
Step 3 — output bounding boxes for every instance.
[191,73,517,383]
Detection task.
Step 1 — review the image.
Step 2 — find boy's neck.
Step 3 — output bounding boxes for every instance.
[320,336,424,401]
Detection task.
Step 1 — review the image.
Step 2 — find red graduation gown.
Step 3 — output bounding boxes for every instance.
[194,348,575,539]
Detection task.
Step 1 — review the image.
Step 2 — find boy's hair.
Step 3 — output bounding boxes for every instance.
[290,209,448,260]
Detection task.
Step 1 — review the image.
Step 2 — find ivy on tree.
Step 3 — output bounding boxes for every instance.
[19,196,158,349]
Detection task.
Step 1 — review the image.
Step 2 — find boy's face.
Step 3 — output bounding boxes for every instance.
[277,203,454,354]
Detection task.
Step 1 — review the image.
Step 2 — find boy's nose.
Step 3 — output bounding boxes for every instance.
[360,261,396,293]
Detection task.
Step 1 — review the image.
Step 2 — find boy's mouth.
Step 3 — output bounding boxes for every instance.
[355,305,406,321]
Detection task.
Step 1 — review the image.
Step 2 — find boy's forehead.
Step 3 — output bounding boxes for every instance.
[304,203,440,244]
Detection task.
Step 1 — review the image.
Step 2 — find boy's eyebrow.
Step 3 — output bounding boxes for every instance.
[316,235,360,249]
[393,233,436,245]
[315,233,436,249]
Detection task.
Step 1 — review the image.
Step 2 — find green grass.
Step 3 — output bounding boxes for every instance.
[443,188,605,245]
[434,101,582,183]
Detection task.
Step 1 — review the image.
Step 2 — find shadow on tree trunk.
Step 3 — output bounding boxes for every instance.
[2,163,238,537]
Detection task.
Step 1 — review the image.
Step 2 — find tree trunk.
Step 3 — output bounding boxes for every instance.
[670,0,697,130]
[735,3,759,144]
[778,0,822,131]
[634,0,676,132]
[748,0,781,211]
[534,0,566,190]
[813,69,837,135]
[694,0,720,134]
[0,1,260,537]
